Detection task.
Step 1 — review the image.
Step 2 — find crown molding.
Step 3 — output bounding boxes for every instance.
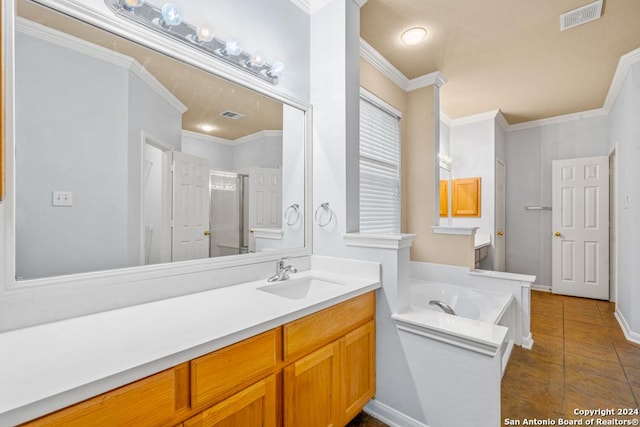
[360,38,446,93]
[440,111,453,127]
[506,108,608,132]
[603,47,640,112]
[450,109,500,127]
[17,17,187,114]
[234,130,284,145]
[360,38,410,90]
[495,110,509,132]
[407,71,447,91]
[182,130,234,146]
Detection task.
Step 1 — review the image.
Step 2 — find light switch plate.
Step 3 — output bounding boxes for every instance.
[52,191,73,207]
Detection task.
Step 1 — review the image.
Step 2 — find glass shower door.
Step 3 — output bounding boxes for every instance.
[209,171,249,257]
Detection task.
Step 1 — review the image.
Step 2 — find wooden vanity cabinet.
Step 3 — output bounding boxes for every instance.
[184,375,277,427]
[282,293,376,427]
[21,292,375,427]
[21,363,191,427]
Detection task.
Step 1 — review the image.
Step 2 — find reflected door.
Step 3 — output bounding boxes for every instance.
[172,151,210,262]
[552,156,609,299]
[209,172,249,257]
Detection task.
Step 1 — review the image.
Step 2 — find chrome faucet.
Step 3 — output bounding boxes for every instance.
[429,300,457,316]
[267,257,298,282]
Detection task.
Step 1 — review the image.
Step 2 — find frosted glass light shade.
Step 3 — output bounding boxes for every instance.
[224,38,242,56]
[268,61,284,77]
[160,3,182,26]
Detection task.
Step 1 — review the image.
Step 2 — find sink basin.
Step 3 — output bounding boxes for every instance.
[257,277,346,300]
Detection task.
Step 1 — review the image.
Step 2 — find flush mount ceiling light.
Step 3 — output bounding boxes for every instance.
[401,27,427,45]
[106,0,285,84]
[199,124,215,132]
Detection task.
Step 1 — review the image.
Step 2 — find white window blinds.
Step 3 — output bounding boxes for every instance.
[359,92,401,234]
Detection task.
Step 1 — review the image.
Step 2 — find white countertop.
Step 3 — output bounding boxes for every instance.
[0,267,380,426]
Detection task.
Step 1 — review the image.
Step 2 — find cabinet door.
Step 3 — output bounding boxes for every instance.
[340,321,376,424]
[440,180,448,217]
[22,366,187,427]
[283,342,340,427]
[191,329,278,409]
[184,375,277,427]
[452,177,481,217]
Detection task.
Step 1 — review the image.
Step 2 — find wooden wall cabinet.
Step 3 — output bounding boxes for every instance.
[440,177,482,218]
[21,292,375,427]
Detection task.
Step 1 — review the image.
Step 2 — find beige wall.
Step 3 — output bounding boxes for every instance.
[360,59,473,268]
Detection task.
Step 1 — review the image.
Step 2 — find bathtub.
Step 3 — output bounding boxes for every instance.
[388,279,516,426]
[393,279,515,368]
[410,279,513,324]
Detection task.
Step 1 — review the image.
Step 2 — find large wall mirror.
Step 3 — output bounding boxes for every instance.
[14,0,308,281]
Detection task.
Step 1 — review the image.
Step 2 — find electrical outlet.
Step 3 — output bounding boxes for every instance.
[52,191,73,207]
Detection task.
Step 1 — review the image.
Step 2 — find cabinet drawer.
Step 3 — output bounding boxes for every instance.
[22,366,184,427]
[283,292,375,361]
[184,375,276,427]
[191,329,278,408]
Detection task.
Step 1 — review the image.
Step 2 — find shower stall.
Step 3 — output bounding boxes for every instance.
[209,171,250,257]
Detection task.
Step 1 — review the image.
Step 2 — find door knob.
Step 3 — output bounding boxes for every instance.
[204,230,211,236]
[497,231,504,236]
[554,231,561,237]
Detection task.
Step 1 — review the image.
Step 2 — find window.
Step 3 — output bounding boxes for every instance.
[359,89,401,234]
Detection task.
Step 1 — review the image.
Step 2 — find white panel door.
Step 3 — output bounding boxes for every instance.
[552,156,609,300]
[494,159,506,271]
[172,151,210,262]
[248,168,282,253]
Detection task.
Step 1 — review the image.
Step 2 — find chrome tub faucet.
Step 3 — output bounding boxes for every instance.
[429,300,457,316]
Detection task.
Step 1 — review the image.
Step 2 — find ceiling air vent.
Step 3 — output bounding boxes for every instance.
[219,110,245,120]
[560,0,603,31]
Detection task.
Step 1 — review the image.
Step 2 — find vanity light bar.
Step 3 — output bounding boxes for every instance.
[104,0,283,85]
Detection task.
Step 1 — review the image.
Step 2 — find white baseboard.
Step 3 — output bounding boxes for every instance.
[364,400,429,427]
[531,284,552,292]
[615,308,640,345]
[521,332,534,350]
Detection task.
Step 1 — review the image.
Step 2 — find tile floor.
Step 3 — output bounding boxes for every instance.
[501,290,640,424]
[349,290,640,427]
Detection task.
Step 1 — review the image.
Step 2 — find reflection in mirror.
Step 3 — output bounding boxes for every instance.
[14,0,306,280]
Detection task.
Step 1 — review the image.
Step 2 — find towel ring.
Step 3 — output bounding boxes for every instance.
[314,202,333,227]
[284,204,301,226]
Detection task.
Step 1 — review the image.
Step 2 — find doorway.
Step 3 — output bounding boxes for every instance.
[141,134,173,265]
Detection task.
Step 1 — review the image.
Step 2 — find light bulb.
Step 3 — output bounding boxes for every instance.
[268,61,284,78]
[199,124,215,132]
[160,3,182,27]
[224,38,242,56]
[121,0,144,10]
[248,52,266,68]
[195,26,214,43]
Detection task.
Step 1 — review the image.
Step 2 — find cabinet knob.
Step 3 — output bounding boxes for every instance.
[497,231,504,236]
[554,231,561,237]
[204,230,211,236]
